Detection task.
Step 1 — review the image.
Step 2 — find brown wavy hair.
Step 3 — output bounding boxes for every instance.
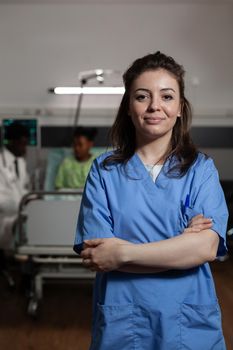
[102,51,198,177]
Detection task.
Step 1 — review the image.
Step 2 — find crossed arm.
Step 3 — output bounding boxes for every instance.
[80,215,219,273]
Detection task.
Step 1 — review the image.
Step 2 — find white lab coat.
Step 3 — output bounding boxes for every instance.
[0,148,29,249]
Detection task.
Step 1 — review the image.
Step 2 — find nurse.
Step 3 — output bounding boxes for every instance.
[74,51,228,349]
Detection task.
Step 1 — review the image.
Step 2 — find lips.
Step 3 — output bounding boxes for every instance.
[144,117,163,120]
[144,116,165,121]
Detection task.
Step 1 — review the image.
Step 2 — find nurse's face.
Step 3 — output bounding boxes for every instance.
[128,69,181,143]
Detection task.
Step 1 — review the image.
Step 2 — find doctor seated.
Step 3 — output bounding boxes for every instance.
[74,51,228,350]
[0,122,29,250]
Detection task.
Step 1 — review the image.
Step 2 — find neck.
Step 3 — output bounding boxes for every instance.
[136,131,172,165]
[75,153,91,162]
[6,145,16,157]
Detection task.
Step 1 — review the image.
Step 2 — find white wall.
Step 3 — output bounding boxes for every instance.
[0,2,233,118]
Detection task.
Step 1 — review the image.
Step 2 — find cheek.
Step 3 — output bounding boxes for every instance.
[130,113,143,129]
[129,103,145,122]
[129,114,136,129]
[74,146,81,153]
[163,104,180,119]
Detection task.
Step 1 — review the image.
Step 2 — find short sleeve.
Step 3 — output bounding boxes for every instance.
[193,158,229,257]
[73,159,114,254]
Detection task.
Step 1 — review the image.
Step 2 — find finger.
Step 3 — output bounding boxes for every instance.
[83,241,96,249]
[82,260,100,272]
[191,222,211,227]
[186,226,203,233]
[82,258,93,267]
[191,214,203,220]
[199,222,213,228]
[192,218,212,225]
[191,222,213,230]
[190,216,212,225]
[184,227,201,234]
[84,239,103,247]
[80,248,93,259]
[89,265,98,272]
[189,217,212,227]
[189,214,203,224]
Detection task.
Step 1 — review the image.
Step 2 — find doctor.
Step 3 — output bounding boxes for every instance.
[0,122,29,249]
[74,51,228,349]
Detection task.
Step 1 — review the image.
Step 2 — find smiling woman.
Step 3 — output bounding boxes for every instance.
[74,51,228,350]
[129,70,181,139]
[102,51,196,177]
[129,69,182,165]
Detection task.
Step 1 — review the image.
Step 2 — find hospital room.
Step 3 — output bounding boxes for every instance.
[0,0,233,349]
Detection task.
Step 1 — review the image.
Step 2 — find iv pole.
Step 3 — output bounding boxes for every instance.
[73,70,104,129]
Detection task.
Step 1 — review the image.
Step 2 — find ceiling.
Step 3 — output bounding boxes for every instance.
[0,0,232,4]
[0,0,232,115]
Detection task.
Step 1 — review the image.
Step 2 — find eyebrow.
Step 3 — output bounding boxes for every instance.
[134,87,176,93]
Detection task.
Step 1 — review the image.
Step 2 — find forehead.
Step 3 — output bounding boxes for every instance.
[131,69,179,92]
[74,135,90,143]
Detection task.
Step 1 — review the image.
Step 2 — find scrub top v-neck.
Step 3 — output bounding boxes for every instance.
[143,163,163,182]
[74,150,228,350]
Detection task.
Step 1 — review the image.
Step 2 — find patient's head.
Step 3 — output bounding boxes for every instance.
[73,127,97,161]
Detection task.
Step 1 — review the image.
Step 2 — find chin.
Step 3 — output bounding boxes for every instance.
[141,127,171,140]
[144,127,165,136]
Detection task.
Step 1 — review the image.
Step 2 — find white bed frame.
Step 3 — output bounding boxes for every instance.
[15,191,95,316]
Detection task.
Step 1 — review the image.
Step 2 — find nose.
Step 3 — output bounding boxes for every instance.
[147,96,161,112]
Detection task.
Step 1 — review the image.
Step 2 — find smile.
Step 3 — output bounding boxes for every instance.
[144,117,165,124]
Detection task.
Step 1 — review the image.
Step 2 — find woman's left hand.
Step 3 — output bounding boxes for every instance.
[80,237,132,272]
[183,214,212,234]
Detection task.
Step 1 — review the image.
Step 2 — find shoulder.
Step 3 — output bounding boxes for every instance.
[3,148,14,163]
[91,150,115,168]
[190,152,218,181]
[60,155,75,165]
[89,154,98,163]
[93,150,114,162]
[89,150,116,177]
[192,152,215,171]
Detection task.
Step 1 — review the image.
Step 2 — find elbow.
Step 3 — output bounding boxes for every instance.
[198,248,215,265]
[206,248,217,262]
[200,230,219,263]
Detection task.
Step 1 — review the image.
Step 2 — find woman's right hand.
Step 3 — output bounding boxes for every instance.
[183,214,212,234]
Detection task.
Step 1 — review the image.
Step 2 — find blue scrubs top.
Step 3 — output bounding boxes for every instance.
[74,151,228,350]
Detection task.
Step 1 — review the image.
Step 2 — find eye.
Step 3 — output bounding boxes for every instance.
[162,94,173,101]
[135,94,149,101]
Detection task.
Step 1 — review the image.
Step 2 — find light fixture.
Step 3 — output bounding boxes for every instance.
[52,86,125,95]
[49,69,123,127]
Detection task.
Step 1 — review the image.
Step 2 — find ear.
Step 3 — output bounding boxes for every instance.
[177,101,183,118]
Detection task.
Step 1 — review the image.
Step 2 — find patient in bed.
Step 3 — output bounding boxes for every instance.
[55,127,97,190]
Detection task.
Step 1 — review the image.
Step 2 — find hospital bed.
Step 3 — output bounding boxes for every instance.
[14,147,107,316]
[14,190,95,317]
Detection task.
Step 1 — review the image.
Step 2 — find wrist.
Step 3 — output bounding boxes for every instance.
[119,244,134,266]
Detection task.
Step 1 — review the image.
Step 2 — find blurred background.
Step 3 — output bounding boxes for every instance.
[0,1,233,349]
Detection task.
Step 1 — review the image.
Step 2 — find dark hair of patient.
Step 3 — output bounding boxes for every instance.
[73,126,97,142]
[102,51,198,177]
